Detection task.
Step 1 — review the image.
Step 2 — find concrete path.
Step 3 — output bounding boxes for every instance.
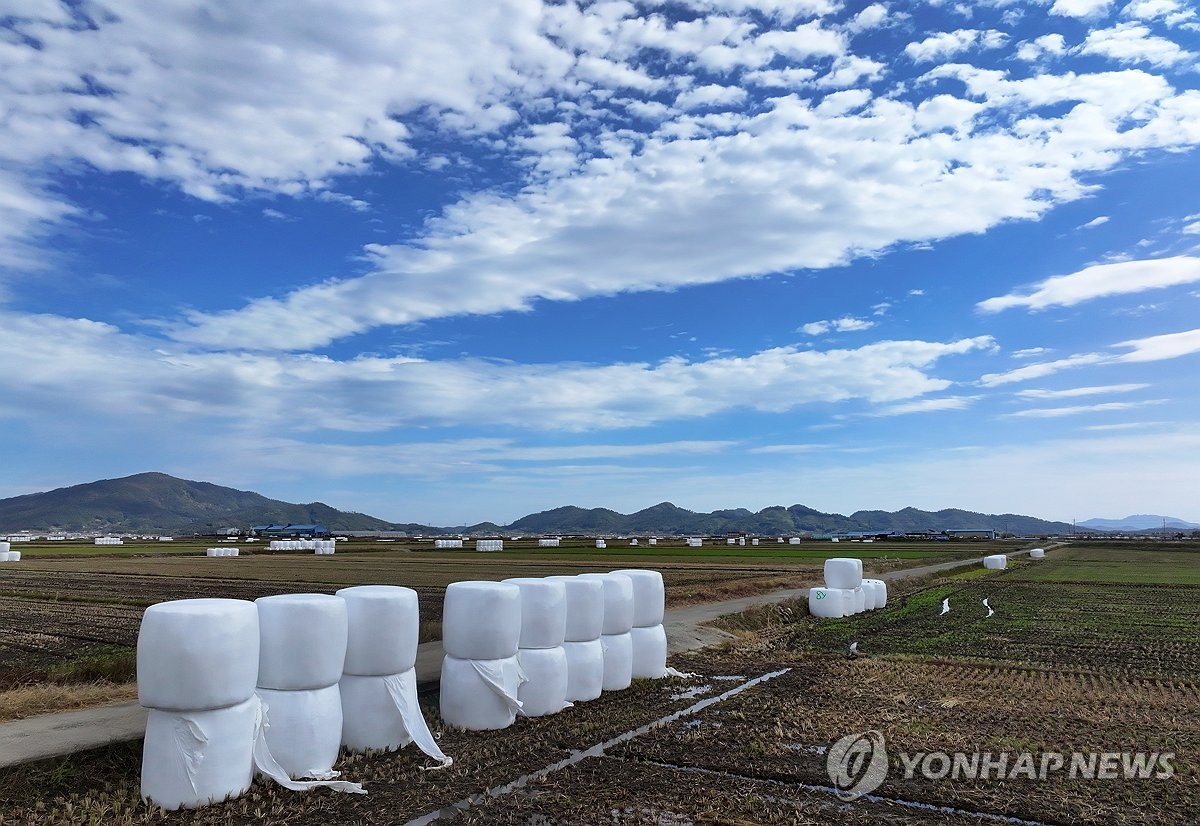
[0,547,1039,768]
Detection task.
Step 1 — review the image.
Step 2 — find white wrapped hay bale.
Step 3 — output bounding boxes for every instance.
[610,568,665,628]
[337,585,420,676]
[1030,548,1045,559]
[206,548,218,557]
[862,578,888,609]
[255,594,348,691]
[442,580,521,661]
[439,654,524,731]
[546,575,604,643]
[686,538,702,547]
[338,669,451,766]
[502,578,567,649]
[984,554,1007,570]
[808,587,843,619]
[824,557,863,590]
[751,538,759,545]
[629,624,667,679]
[648,537,657,545]
[561,639,604,702]
[838,589,855,617]
[600,632,633,691]
[256,685,342,780]
[578,572,634,635]
[6,551,18,562]
[595,539,607,549]
[142,695,257,810]
[137,599,260,712]
[516,646,570,717]
[851,587,866,614]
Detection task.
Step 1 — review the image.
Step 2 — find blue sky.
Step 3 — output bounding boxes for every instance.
[2,0,1199,525]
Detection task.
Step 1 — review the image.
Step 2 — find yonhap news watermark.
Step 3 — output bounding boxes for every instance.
[827,730,1176,801]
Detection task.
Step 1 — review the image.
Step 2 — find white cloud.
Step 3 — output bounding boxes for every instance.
[800,316,877,335]
[1079,215,1110,228]
[904,29,1007,63]
[979,353,1110,386]
[1016,33,1069,62]
[845,4,891,33]
[1050,0,1114,18]
[675,84,748,111]
[1004,399,1166,417]
[978,256,1200,312]
[1016,383,1149,398]
[1012,347,1051,359]
[981,327,1200,385]
[1116,328,1200,362]
[1079,22,1195,66]
[1123,0,1197,26]
[869,396,980,416]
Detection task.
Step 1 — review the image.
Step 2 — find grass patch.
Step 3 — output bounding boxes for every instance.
[0,680,137,723]
[47,645,137,685]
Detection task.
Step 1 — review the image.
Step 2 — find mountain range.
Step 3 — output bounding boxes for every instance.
[1077,515,1200,531]
[0,472,1106,536]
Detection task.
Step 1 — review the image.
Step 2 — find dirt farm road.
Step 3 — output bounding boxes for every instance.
[0,548,1042,768]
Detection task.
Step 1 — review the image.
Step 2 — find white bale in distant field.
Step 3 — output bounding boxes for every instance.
[516,646,570,717]
[546,575,604,642]
[852,586,867,614]
[610,569,665,628]
[206,548,218,557]
[255,594,348,691]
[337,585,420,676]
[256,685,342,780]
[984,554,1007,570]
[6,551,19,562]
[441,580,521,661]
[561,639,604,702]
[595,539,607,549]
[537,538,560,547]
[0,551,10,562]
[141,696,256,810]
[137,599,259,711]
[751,538,759,546]
[0,542,8,555]
[824,557,863,590]
[789,537,801,544]
[439,654,523,730]
[578,572,634,635]
[502,577,567,649]
[727,538,735,545]
[648,538,657,545]
[686,538,702,547]
[1030,548,1045,559]
[629,624,667,678]
[599,631,633,691]
[808,587,842,619]
[862,579,888,609]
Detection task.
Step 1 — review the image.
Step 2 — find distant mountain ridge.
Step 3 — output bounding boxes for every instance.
[1078,515,1200,531]
[0,472,1087,536]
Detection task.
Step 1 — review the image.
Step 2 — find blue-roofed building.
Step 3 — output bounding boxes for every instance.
[250,523,329,538]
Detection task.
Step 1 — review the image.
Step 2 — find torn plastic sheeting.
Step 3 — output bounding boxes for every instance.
[137,599,260,712]
[439,654,525,731]
[610,569,665,628]
[561,639,604,703]
[545,575,604,642]
[382,668,452,767]
[578,572,634,635]
[502,577,567,650]
[255,594,348,691]
[441,581,522,661]
[339,669,452,767]
[250,696,365,796]
[255,685,343,780]
[599,631,633,692]
[337,585,420,676]
[516,646,571,717]
[629,624,667,679]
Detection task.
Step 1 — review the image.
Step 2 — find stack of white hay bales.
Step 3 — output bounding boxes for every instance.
[475,539,503,552]
[726,538,736,545]
[984,554,1007,570]
[137,598,263,809]
[314,540,335,555]
[440,581,524,730]
[1029,547,1045,559]
[612,569,667,678]
[0,541,19,562]
[578,572,634,692]
[630,539,638,546]
[808,558,887,619]
[205,547,240,557]
[435,539,464,549]
[686,538,702,547]
[546,575,605,703]
[595,539,607,549]
[751,538,760,546]
[503,578,571,717]
[254,594,348,779]
[95,537,124,545]
[648,537,657,545]
[788,537,801,544]
[338,585,450,764]
[537,538,560,547]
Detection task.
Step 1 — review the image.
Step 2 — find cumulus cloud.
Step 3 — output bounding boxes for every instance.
[978,257,1200,312]
[800,316,877,335]
[1016,33,1069,62]
[1050,0,1114,18]
[904,29,1007,63]
[1079,22,1195,66]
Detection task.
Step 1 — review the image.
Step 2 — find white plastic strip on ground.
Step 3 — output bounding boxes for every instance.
[404,668,791,825]
[382,670,453,769]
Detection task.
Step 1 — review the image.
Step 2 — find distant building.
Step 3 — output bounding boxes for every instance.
[250,523,330,538]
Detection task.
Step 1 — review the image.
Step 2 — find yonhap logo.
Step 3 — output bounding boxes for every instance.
[826,730,888,800]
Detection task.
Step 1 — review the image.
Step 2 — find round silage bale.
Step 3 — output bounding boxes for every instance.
[546,575,604,642]
[983,554,1007,570]
[502,577,567,649]
[255,594,348,691]
[141,695,257,810]
[824,558,863,590]
[255,684,343,780]
[6,551,18,562]
[137,599,260,712]
[578,572,634,635]
[1030,548,1045,559]
[337,585,420,676]
[441,581,522,661]
[561,639,604,702]
[610,569,665,627]
[808,586,842,618]
[439,654,523,731]
[837,588,855,617]
[600,631,633,691]
[338,672,414,753]
[851,587,867,614]
[516,646,570,717]
[629,624,667,678]
[862,579,887,609]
